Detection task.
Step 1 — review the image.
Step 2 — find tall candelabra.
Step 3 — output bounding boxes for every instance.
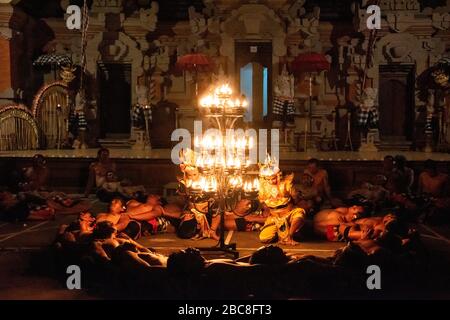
[180,83,259,258]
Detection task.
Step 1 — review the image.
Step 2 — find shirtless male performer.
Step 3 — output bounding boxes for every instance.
[313,205,365,241]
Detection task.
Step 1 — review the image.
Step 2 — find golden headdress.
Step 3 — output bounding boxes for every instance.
[258,154,280,178]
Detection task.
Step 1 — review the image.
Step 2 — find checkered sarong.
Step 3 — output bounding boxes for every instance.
[357,107,379,128]
[131,104,145,129]
[273,97,295,115]
[131,104,152,129]
[69,111,88,132]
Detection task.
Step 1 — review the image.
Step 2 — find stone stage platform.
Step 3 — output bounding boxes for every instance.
[1,149,449,197]
[0,196,449,259]
[1,196,450,299]
[0,197,343,258]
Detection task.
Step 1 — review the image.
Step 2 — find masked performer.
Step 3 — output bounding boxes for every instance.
[258,157,306,245]
[177,149,214,240]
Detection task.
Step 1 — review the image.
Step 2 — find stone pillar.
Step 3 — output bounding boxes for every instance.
[0,3,14,104]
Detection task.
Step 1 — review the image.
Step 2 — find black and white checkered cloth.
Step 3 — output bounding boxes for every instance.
[273,98,295,116]
[33,54,72,67]
[69,110,88,132]
[131,105,145,129]
[131,104,152,129]
[357,107,379,128]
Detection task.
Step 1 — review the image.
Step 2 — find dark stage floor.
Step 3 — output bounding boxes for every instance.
[1,196,450,299]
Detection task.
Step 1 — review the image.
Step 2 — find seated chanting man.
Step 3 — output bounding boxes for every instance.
[0,191,55,222]
[349,213,402,240]
[295,173,322,214]
[346,175,389,210]
[258,158,306,245]
[124,194,182,237]
[418,159,450,223]
[313,205,365,241]
[209,199,268,240]
[304,158,335,206]
[90,221,168,268]
[96,198,135,236]
[18,154,49,192]
[84,148,117,200]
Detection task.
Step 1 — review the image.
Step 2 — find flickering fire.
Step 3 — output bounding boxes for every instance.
[243,178,260,192]
[199,83,248,110]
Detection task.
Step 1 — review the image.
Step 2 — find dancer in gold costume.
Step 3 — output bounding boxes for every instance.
[258,156,305,245]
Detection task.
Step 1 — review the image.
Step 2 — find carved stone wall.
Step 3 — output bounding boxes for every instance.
[340,0,450,148]
[3,0,449,149]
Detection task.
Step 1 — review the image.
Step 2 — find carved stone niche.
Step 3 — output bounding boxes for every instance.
[373,33,423,65]
[220,4,287,81]
[92,0,122,14]
[86,32,143,104]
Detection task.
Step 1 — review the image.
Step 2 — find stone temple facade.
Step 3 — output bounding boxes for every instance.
[0,0,449,151]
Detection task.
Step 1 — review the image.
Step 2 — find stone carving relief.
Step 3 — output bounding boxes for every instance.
[139,2,159,31]
[123,2,159,32]
[426,0,450,31]
[379,0,420,12]
[280,1,322,54]
[352,0,420,32]
[386,11,416,33]
[92,0,122,13]
[188,6,207,36]
[281,1,320,35]
[431,12,450,31]
[148,40,170,73]
[220,4,286,60]
[353,0,450,33]
[376,33,418,63]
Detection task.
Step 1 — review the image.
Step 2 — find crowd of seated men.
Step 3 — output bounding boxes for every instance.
[54,212,427,298]
[0,154,91,222]
[40,149,436,296]
[2,149,448,239]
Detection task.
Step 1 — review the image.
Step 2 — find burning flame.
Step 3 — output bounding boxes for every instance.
[199,83,247,109]
[244,178,260,192]
[229,175,243,188]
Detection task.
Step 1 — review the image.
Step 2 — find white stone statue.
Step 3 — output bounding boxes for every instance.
[274,65,295,100]
[273,65,296,127]
[136,83,149,106]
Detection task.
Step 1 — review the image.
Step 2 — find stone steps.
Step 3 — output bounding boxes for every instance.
[98,138,131,149]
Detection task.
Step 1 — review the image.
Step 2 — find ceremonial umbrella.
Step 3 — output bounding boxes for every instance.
[291,52,331,151]
[291,52,330,74]
[175,53,214,96]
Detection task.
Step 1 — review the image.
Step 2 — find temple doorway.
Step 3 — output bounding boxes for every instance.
[235,41,272,126]
[97,63,132,138]
[378,64,415,146]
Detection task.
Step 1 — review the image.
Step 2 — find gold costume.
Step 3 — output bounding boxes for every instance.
[258,173,305,243]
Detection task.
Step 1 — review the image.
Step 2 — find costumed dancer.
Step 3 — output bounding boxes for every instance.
[177,149,214,240]
[258,155,306,245]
